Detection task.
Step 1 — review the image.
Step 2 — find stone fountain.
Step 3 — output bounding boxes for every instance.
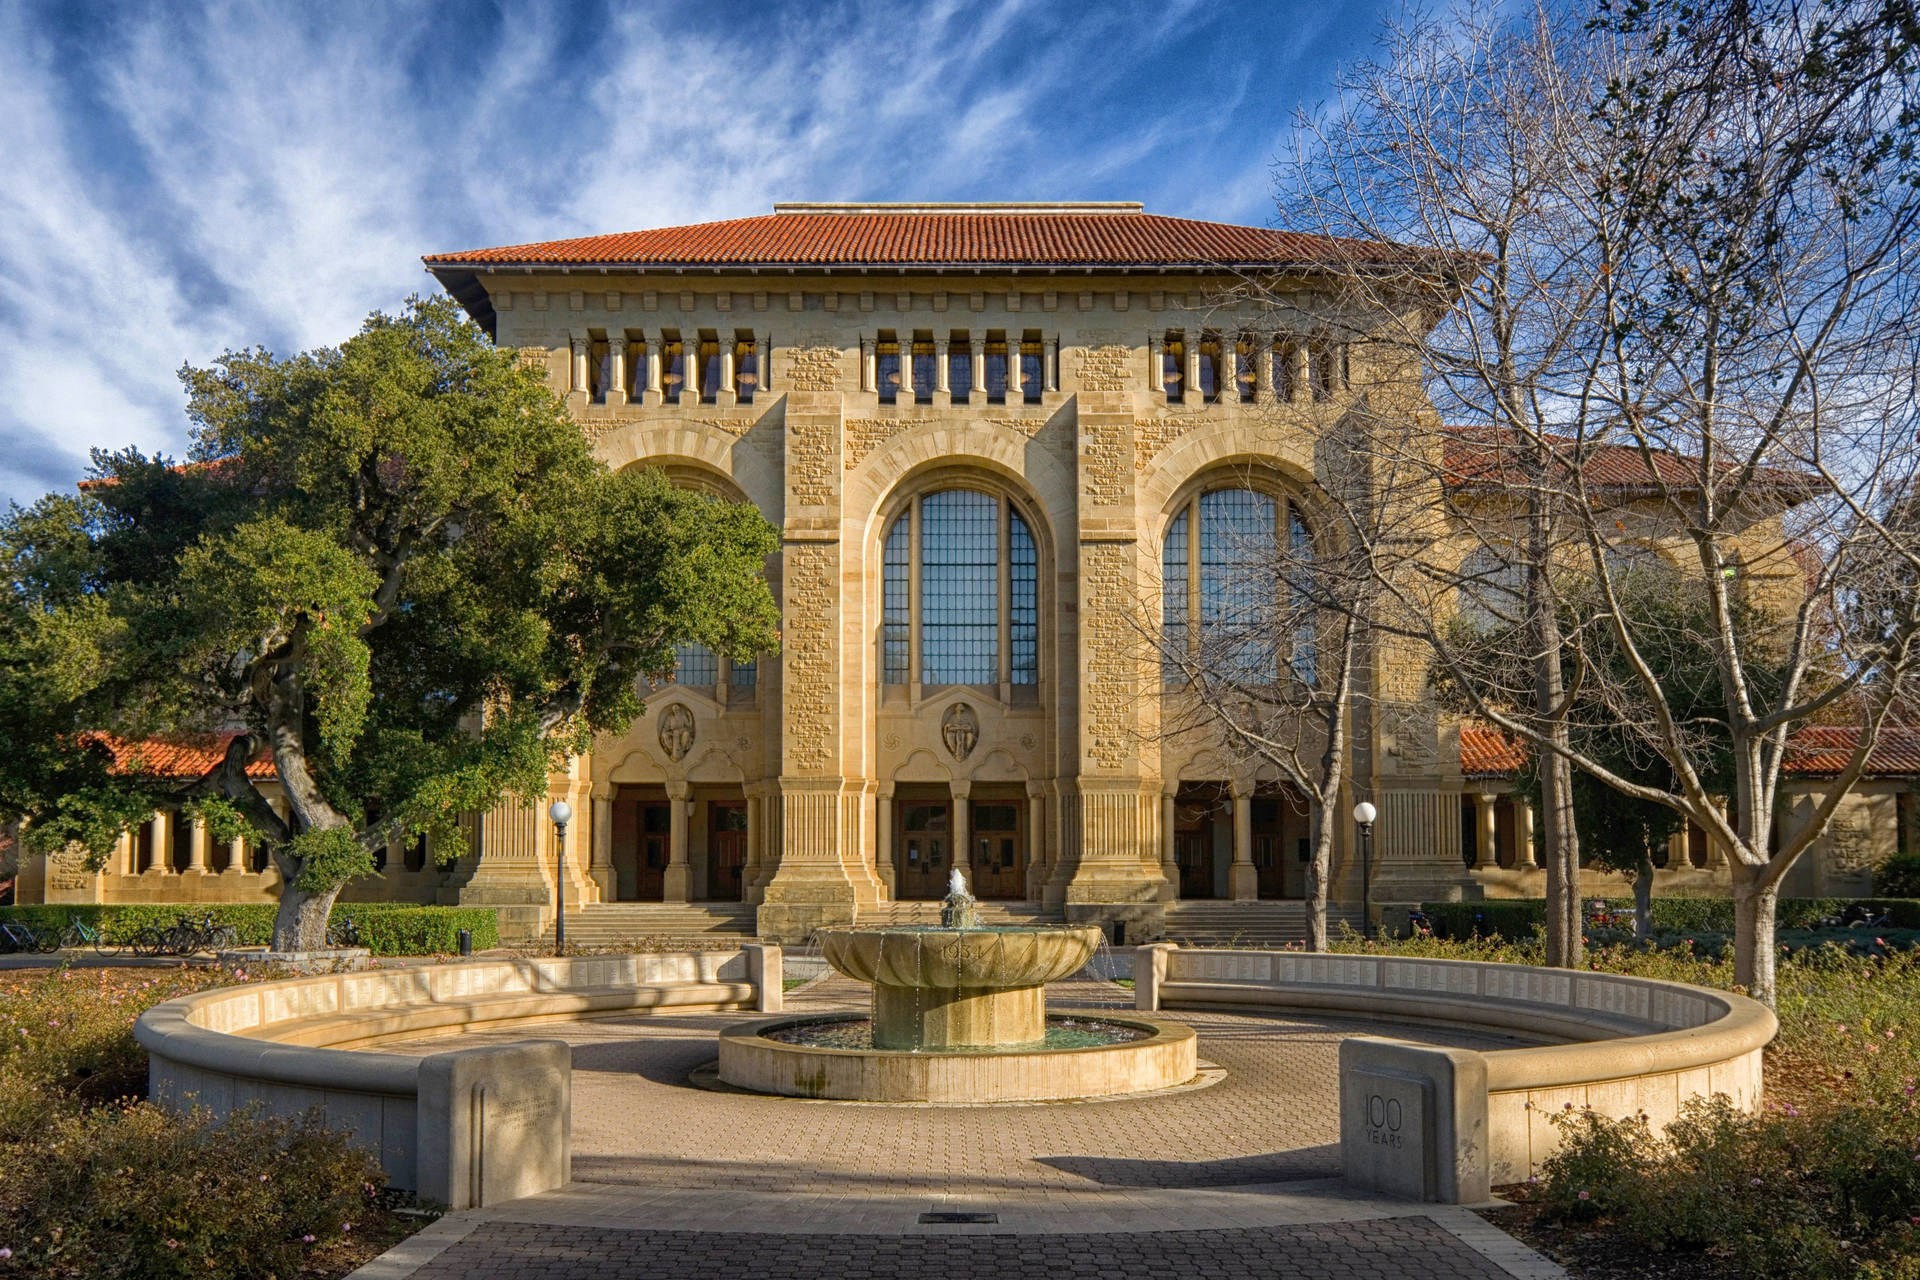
[715,872,1197,1102]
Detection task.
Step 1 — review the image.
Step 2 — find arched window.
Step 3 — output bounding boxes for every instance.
[1162,487,1315,685]
[1457,548,1525,631]
[881,489,1039,688]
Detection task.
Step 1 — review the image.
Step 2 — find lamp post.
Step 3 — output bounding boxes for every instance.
[549,800,573,958]
[1353,800,1377,937]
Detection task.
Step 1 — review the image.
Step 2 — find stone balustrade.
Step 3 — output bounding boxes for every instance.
[134,948,782,1208]
[1133,945,1776,1203]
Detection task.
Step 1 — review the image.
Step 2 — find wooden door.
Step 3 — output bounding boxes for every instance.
[635,801,669,902]
[708,803,747,901]
[969,801,1025,900]
[896,802,951,901]
[1254,798,1291,899]
[1176,830,1215,899]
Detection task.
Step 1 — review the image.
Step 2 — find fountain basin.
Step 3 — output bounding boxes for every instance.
[716,1013,1197,1102]
[820,924,1103,1050]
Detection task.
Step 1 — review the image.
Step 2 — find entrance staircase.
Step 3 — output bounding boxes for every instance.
[855,900,1064,928]
[561,902,759,947]
[1161,901,1363,948]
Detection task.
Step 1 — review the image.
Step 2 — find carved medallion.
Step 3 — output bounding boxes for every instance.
[658,703,696,763]
[941,703,980,761]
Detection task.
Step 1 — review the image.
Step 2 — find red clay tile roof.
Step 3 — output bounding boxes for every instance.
[89,733,276,781]
[1462,721,1920,779]
[1461,724,1528,777]
[1441,428,1818,499]
[424,209,1413,271]
[1783,726,1920,777]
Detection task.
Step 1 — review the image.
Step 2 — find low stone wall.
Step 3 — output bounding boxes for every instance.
[134,949,781,1208]
[1134,946,1776,1203]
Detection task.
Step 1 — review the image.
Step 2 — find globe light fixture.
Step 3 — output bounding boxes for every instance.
[549,800,573,957]
[1353,801,1377,936]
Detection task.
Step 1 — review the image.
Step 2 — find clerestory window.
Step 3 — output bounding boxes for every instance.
[881,489,1039,689]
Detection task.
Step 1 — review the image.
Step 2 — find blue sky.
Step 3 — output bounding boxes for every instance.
[0,0,1396,506]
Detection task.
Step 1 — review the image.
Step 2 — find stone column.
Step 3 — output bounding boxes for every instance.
[591,792,615,901]
[1230,782,1258,900]
[1253,331,1274,401]
[1514,795,1538,868]
[951,781,972,889]
[570,337,590,397]
[1473,793,1497,868]
[225,836,247,875]
[1148,334,1164,394]
[643,336,661,405]
[876,785,895,897]
[860,338,876,393]
[1185,331,1203,406]
[744,789,766,904]
[115,829,134,877]
[606,336,628,407]
[1025,783,1048,902]
[897,336,913,400]
[719,338,737,404]
[934,337,950,395]
[148,811,173,875]
[755,336,771,395]
[1161,790,1180,901]
[1289,343,1309,405]
[1006,334,1024,400]
[185,818,210,876]
[1044,338,1059,392]
[970,337,987,396]
[1666,829,1690,870]
[664,781,691,903]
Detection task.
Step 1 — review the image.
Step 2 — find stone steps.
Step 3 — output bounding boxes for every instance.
[561,903,759,945]
[1161,901,1363,948]
[855,901,1063,927]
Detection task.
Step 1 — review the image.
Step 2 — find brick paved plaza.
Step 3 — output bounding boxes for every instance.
[355,972,1565,1279]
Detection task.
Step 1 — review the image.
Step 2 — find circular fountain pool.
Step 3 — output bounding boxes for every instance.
[716,1011,1197,1103]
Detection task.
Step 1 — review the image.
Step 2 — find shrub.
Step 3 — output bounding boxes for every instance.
[0,1102,383,1280]
[1879,855,1920,899]
[1418,896,1920,941]
[0,903,499,955]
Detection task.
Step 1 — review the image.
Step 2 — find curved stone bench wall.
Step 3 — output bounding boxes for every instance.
[135,949,781,1208]
[1133,946,1775,1203]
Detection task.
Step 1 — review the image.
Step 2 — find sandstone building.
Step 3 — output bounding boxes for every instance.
[12,203,1914,940]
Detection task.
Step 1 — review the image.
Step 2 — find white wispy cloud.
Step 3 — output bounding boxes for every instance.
[0,0,1371,507]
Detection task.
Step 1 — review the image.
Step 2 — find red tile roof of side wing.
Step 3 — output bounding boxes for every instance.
[423,212,1419,269]
[1783,726,1920,777]
[1461,724,1528,777]
[1441,428,1819,497]
[88,733,277,781]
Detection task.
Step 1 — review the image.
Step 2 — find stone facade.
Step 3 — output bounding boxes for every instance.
[10,204,1910,938]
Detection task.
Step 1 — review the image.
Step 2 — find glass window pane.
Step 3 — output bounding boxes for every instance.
[664,343,685,403]
[1163,339,1183,403]
[877,342,901,404]
[1010,509,1037,685]
[913,346,937,404]
[700,340,722,403]
[920,490,998,684]
[883,512,911,684]
[949,349,971,403]
[1289,504,1316,684]
[1162,508,1188,684]
[736,343,758,404]
[1198,339,1218,400]
[1199,489,1278,683]
[730,656,757,688]
[674,642,718,687]
[984,345,1008,403]
[1020,347,1043,402]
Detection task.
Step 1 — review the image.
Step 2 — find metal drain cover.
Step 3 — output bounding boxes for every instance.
[919,1212,999,1224]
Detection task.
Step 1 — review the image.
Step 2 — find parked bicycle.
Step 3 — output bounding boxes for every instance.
[326,915,361,949]
[0,920,59,954]
[58,915,124,958]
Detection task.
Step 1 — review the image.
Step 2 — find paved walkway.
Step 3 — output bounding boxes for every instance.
[352,972,1564,1279]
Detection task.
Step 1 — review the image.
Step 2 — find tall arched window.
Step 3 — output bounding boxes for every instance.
[1457,548,1525,631]
[1162,487,1315,685]
[881,489,1039,688]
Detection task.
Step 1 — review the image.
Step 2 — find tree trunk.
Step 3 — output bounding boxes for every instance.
[1732,869,1779,1006]
[1633,852,1654,945]
[271,873,344,952]
[1305,808,1335,951]
[1540,753,1585,968]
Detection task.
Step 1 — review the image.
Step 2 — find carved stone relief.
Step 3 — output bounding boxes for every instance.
[1382,702,1438,772]
[657,703,696,763]
[941,703,980,761]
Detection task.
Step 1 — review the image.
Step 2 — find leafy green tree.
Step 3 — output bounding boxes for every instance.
[0,297,780,949]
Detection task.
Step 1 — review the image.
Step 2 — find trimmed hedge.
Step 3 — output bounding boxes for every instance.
[1420,897,1920,941]
[0,902,499,955]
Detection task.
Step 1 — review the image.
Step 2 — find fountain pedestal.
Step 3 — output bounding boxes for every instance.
[872,982,1044,1050]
